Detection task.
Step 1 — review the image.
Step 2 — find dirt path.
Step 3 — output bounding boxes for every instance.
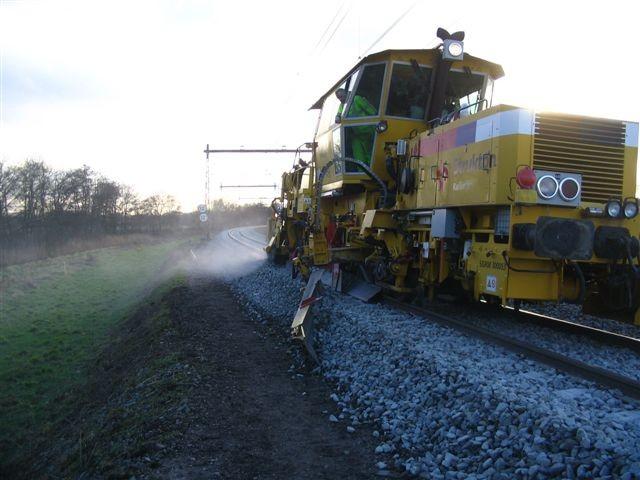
[151,275,378,479]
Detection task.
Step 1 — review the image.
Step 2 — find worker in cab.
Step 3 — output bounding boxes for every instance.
[335,88,377,165]
[335,88,376,118]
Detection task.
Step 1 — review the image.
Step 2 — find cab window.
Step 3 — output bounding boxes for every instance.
[342,70,359,109]
[332,128,343,174]
[301,168,311,190]
[344,125,376,172]
[386,63,433,119]
[345,63,385,118]
[319,70,360,133]
[443,70,486,119]
[318,83,345,134]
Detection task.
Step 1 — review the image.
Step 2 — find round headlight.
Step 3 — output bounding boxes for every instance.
[605,200,622,218]
[447,42,463,57]
[536,175,559,199]
[624,200,639,219]
[559,177,580,201]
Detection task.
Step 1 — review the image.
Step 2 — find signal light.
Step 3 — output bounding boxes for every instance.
[516,166,536,189]
[536,175,559,199]
[559,177,580,201]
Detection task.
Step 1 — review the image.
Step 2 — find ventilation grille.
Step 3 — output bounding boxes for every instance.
[532,113,626,203]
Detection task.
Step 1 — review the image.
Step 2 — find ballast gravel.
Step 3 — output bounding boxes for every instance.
[228,264,640,479]
[431,303,640,383]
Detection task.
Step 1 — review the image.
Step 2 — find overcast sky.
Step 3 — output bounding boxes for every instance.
[1,0,639,210]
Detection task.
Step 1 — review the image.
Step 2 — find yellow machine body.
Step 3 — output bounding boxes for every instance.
[266,165,315,263]
[269,44,640,322]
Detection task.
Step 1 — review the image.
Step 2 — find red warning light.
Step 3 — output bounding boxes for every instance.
[516,166,536,189]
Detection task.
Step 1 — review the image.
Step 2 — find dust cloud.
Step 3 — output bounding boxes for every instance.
[193,226,268,280]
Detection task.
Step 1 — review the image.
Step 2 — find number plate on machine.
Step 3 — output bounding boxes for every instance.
[485,275,497,293]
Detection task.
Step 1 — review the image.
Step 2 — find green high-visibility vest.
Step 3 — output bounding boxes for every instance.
[347,95,376,117]
[337,95,376,118]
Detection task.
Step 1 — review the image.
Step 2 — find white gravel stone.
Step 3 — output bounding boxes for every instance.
[228,263,640,477]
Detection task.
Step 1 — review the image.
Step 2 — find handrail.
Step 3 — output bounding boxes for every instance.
[429,98,489,127]
[441,98,489,124]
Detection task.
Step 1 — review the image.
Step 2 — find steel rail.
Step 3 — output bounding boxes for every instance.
[505,306,640,354]
[238,229,267,247]
[384,297,640,400]
[226,228,265,252]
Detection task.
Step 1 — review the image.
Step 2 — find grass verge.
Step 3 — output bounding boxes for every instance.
[0,239,194,469]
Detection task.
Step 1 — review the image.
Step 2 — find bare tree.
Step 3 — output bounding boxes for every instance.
[49,170,75,213]
[117,185,138,232]
[64,165,94,213]
[0,162,18,216]
[0,161,20,234]
[16,160,49,225]
[92,180,120,216]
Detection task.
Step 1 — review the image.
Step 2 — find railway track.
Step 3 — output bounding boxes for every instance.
[226,227,266,252]
[385,297,640,400]
[507,305,640,353]
[225,228,640,398]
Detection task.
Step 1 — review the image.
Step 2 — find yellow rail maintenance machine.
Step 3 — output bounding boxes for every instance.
[267,28,640,323]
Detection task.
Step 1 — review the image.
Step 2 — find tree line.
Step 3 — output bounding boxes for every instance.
[0,160,269,265]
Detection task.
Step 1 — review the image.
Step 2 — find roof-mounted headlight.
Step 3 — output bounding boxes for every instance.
[442,39,464,61]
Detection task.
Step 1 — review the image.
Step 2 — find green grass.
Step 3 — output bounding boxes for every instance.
[0,239,191,463]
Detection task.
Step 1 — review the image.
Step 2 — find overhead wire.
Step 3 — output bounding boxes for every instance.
[359,1,417,57]
[310,2,346,55]
[284,1,350,106]
[319,4,351,55]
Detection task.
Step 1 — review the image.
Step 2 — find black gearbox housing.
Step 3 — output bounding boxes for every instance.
[594,226,639,260]
[512,217,595,260]
[512,223,536,251]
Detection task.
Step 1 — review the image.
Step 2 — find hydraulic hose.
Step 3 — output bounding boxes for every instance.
[624,237,639,275]
[566,261,586,305]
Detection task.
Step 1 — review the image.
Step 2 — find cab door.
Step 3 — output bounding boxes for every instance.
[436,122,493,206]
[415,134,439,208]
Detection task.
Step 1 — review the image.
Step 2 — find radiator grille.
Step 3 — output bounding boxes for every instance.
[532,113,626,203]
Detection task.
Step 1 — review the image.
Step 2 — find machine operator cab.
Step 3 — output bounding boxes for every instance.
[310,29,504,197]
